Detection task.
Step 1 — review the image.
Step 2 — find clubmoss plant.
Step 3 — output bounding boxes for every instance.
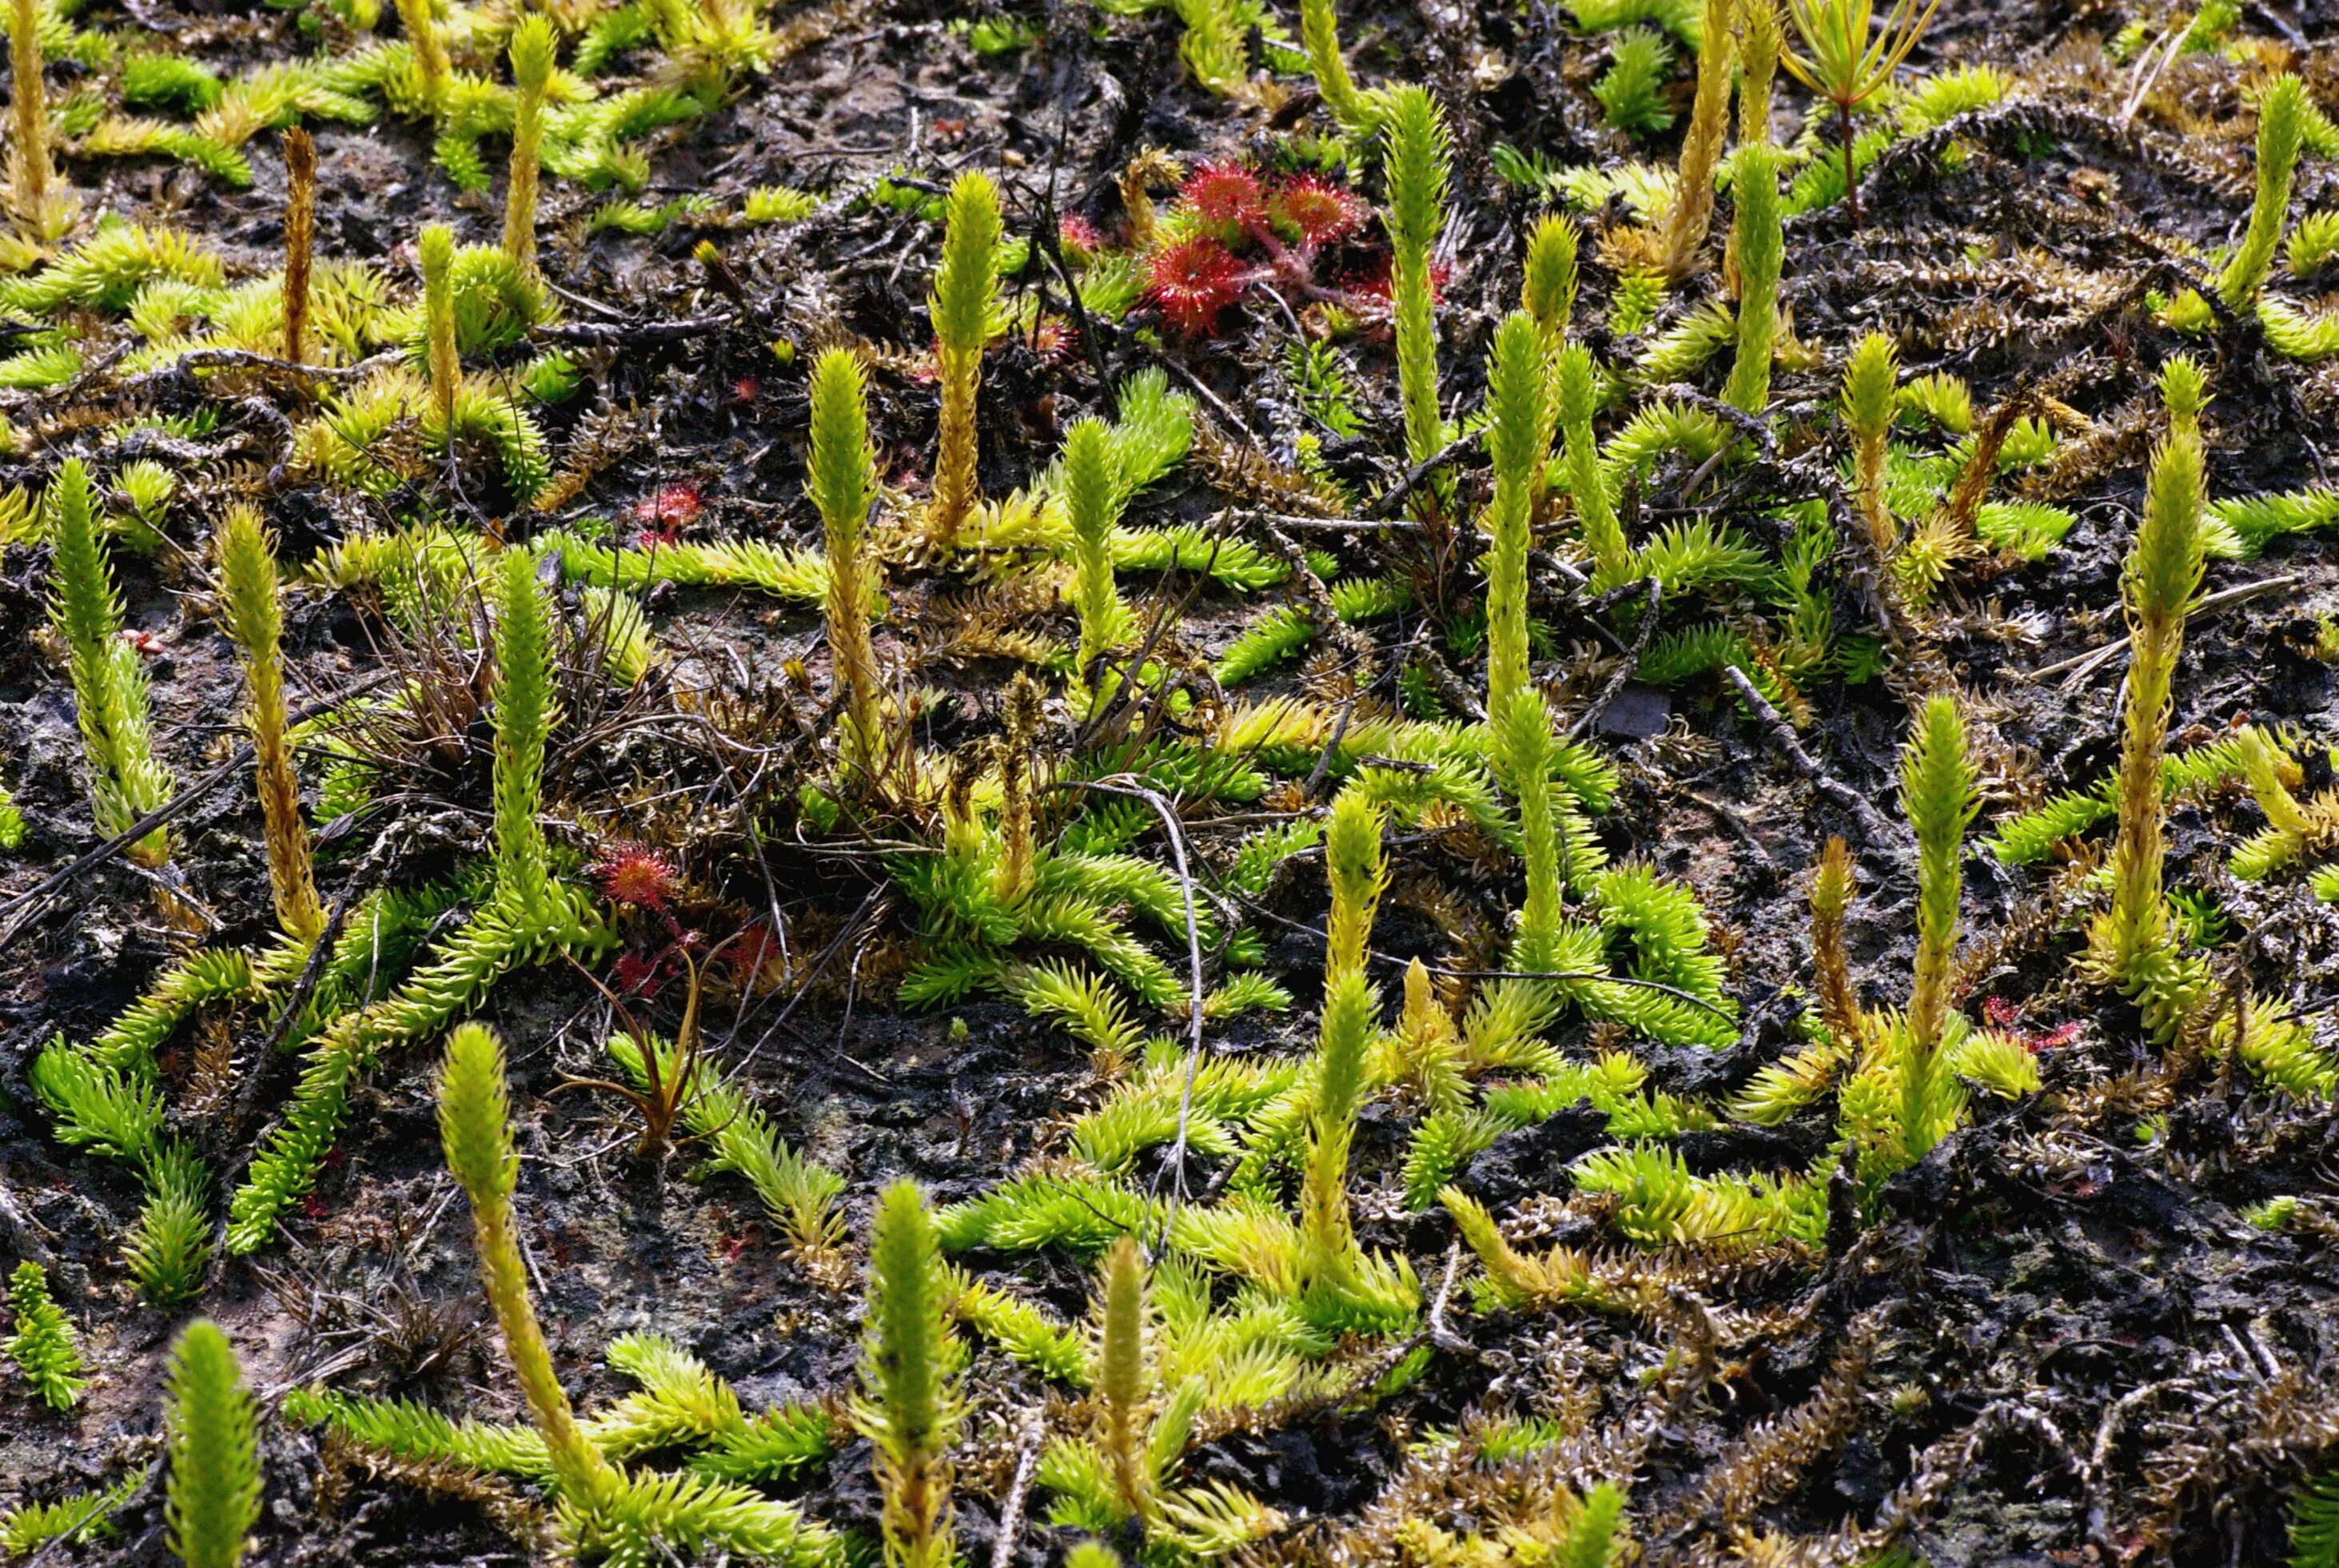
[1382,86,1452,487]
[48,459,175,867]
[857,1178,962,1568]
[2217,75,2305,311]
[1722,143,1784,414]
[927,170,1002,548]
[810,345,886,789]
[1298,791,1385,1303]
[438,1021,621,1508]
[163,1321,261,1568]
[2161,353,2207,440]
[1661,0,1737,278]
[1739,0,1781,142]
[1557,345,1631,587]
[994,673,1042,905]
[392,0,451,101]
[281,129,314,364]
[1523,213,1579,347]
[214,507,322,941]
[1810,835,1860,1046]
[1095,1233,1154,1522]
[2082,428,2209,1041]
[1843,332,1899,556]
[504,17,556,273]
[1482,312,1544,725]
[1299,0,1378,133]
[1780,0,1942,229]
[419,223,459,434]
[5,1261,86,1411]
[1064,416,1129,708]
[6,0,74,237]
[1900,692,1976,1160]
[491,547,555,910]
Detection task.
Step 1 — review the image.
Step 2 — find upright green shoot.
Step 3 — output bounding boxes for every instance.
[5,1262,86,1411]
[2160,354,2207,440]
[810,346,885,790]
[492,547,555,911]
[1523,214,1580,348]
[1381,87,1452,491]
[1483,312,1545,725]
[48,459,174,868]
[438,1023,619,1506]
[393,0,450,101]
[2082,428,2208,1041]
[994,673,1042,905]
[1662,0,1738,278]
[1557,346,1630,588]
[214,507,322,941]
[420,224,458,434]
[1063,416,1127,709]
[163,1321,261,1568]
[1299,0,1377,134]
[1899,693,1975,1159]
[1739,0,1781,142]
[857,1179,961,1568]
[1094,1234,1154,1522]
[1301,791,1385,1295]
[2217,76,2305,311]
[927,171,1002,548]
[1722,144,1785,415]
[504,17,556,273]
[1843,332,1899,557]
[7,0,73,236]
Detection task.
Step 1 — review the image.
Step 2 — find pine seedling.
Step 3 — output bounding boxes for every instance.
[857,1179,962,1568]
[47,459,175,868]
[2217,75,2305,312]
[1739,0,1782,142]
[1557,345,1631,587]
[281,129,315,364]
[5,1262,86,1411]
[2081,429,2209,1041]
[420,224,459,435]
[1661,0,1738,278]
[213,507,322,941]
[927,171,1002,549]
[491,547,556,912]
[1523,214,1580,348]
[163,1321,260,1568]
[393,0,451,101]
[1810,835,1861,1045]
[1722,143,1785,415]
[1843,332,1899,556]
[1094,1234,1154,1522]
[1899,693,1976,1160]
[1064,416,1128,707]
[809,346,886,790]
[1382,87,1452,488]
[504,17,556,273]
[1299,0,1378,133]
[438,1023,620,1507]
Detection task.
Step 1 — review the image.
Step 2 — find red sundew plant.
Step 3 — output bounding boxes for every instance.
[632,480,705,544]
[1140,161,1384,337]
[1057,213,1103,264]
[1982,995,2084,1053]
[592,841,681,912]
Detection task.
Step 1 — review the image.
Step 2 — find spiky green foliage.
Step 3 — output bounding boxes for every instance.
[2,226,225,315]
[440,1022,620,1507]
[1557,345,1630,587]
[1989,728,2264,864]
[126,1143,215,1305]
[1900,694,1975,1160]
[215,506,321,940]
[2290,211,2339,279]
[2217,75,2305,311]
[1723,143,1785,414]
[47,459,175,866]
[1523,213,1580,343]
[858,1179,962,1568]
[1595,27,1676,135]
[2291,1471,2339,1568]
[504,15,556,271]
[1843,332,1899,555]
[1482,312,1545,725]
[418,223,459,430]
[811,346,886,787]
[1064,416,1130,705]
[164,1321,261,1568]
[1382,86,1452,480]
[1662,0,1735,274]
[928,170,1002,547]
[1298,0,1377,132]
[2259,297,2339,363]
[2082,430,2207,1042]
[551,531,832,601]
[492,547,556,909]
[1,1470,144,1556]
[5,1262,85,1410]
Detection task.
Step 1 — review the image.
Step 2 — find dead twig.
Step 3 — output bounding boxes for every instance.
[1723,665,1903,850]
